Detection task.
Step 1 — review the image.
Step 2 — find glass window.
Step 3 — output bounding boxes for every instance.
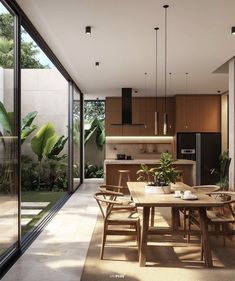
[84,100,105,179]
[73,88,81,189]
[20,27,69,236]
[0,2,19,259]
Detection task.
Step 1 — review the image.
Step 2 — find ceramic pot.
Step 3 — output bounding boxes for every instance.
[145,185,171,194]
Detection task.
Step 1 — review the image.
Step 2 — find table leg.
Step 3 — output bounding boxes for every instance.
[171,207,180,231]
[150,207,155,226]
[199,207,213,268]
[140,206,150,267]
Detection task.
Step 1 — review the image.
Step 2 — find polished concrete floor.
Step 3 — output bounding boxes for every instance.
[2,182,235,281]
[2,182,100,281]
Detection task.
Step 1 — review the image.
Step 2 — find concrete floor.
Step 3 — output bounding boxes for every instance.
[1,182,100,281]
[1,182,235,281]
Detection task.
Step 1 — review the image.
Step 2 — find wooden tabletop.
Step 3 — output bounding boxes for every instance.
[127,182,224,208]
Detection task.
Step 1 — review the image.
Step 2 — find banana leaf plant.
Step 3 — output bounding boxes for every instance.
[85,118,105,150]
[31,122,68,189]
[0,102,37,193]
[0,101,38,143]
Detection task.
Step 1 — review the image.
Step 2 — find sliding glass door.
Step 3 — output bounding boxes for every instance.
[72,87,82,190]
[0,1,20,265]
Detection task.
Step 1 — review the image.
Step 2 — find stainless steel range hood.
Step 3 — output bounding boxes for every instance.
[111,88,144,126]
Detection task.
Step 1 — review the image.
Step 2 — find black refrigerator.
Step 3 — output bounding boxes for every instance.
[177,132,221,185]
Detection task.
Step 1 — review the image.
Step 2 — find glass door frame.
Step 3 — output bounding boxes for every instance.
[68,82,84,193]
[0,0,21,273]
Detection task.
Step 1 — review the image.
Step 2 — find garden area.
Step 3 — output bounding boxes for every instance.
[84,100,105,179]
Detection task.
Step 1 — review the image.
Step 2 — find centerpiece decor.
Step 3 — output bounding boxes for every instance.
[137,152,179,194]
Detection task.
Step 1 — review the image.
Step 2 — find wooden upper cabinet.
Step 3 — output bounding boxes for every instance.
[105,98,122,136]
[105,97,175,136]
[175,95,221,133]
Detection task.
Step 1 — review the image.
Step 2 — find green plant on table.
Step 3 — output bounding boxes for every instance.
[137,152,179,186]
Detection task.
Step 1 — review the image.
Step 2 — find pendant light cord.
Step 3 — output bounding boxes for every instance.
[164,5,169,112]
[155,27,159,112]
[163,5,169,113]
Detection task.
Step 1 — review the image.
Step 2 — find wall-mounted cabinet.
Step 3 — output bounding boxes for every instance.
[105,97,175,136]
[175,95,221,133]
[105,95,221,136]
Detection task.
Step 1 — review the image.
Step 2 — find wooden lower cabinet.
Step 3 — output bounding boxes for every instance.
[105,163,196,193]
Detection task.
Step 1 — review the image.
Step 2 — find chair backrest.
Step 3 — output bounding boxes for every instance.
[207,191,235,219]
[94,192,123,220]
[193,185,220,193]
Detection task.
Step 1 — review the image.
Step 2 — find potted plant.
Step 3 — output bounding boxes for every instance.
[210,150,231,201]
[137,152,179,194]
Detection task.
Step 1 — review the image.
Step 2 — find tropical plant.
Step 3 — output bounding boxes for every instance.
[21,155,39,191]
[30,122,68,189]
[85,118,105,150]
[210,150,231,191]
[0,13,48,69]
[84,100,105,122]
[85,162,104,178]
[137,152,179,186]
[0,101,38,142]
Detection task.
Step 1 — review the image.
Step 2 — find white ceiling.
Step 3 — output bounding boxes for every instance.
[17,0,235,98]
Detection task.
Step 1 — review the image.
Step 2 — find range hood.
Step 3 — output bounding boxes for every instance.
[111,88,144,126]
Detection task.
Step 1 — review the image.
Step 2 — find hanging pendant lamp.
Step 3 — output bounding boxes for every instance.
[154,27,159,135]
[185,72,189,129]
[163,4,169,136]
[144,72,148,129]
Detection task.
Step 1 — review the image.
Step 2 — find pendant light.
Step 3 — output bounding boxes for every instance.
[163,4,169,136]
[144,72,147,129]
[154,27,159,135]
[185,72,189,129]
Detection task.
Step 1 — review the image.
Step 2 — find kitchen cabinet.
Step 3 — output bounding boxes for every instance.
[175,95,221,132]
[105,97,175,136]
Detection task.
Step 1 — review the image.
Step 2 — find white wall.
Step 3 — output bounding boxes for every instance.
[4,68,68,157]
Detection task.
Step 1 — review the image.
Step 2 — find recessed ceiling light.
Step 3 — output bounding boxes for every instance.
[231,26,235,35]
[85,26,91,34]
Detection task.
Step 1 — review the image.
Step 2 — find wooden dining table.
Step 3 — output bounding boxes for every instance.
[127,181,225,267]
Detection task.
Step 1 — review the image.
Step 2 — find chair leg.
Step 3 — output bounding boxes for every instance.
[100,223,107,259]
[183,209,187,238]
[200,236,204,261]
[187,211,191,243]
[136,221,141,256]
[222,224,226,246]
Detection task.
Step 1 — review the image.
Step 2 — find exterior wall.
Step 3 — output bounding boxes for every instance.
[85,133,105,167]
[4,69,68,157]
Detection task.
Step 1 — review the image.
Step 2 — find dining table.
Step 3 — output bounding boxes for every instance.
[127,181,225,267]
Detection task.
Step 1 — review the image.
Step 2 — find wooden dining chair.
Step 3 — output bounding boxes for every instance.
[188,191,235,260]
[98,184,136,210]
[181,185,220,241]
[94,191,140,260]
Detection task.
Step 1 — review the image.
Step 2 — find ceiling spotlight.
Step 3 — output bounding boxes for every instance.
[95,61,100,66]
[232,27,235,35]
[85,26,91,34]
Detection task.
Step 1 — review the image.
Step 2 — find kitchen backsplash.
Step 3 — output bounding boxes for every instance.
[106,143,173,159]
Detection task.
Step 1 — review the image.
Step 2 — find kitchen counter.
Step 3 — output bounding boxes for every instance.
[104,159,196,188]
[104,159,195,165]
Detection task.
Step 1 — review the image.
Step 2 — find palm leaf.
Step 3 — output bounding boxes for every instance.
[31,122,55,161]
[21,125,37,144]
[47,135,68,159]
[0,101,12,134]
[22,111,38,130]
